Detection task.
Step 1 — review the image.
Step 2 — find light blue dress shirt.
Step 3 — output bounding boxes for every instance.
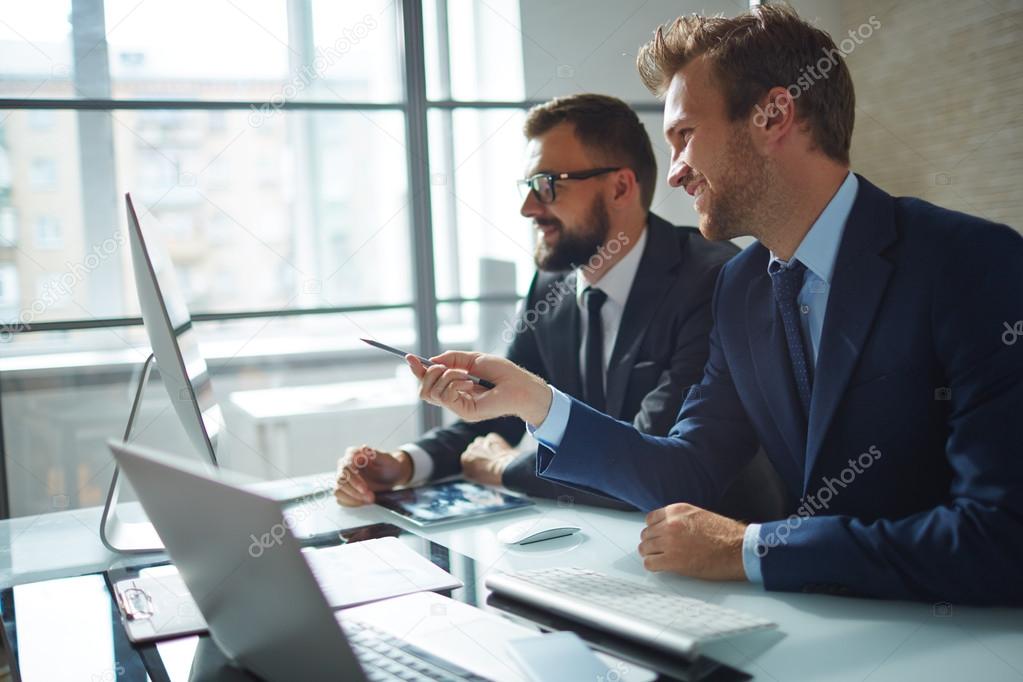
[533,172,859,584]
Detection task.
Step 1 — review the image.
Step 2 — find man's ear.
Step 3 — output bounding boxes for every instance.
[751,86,798,152]
[610,167,639,208]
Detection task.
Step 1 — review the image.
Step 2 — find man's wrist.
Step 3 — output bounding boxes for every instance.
[521,377,553,427]
[394,450,414,486]
[729,523,749,581]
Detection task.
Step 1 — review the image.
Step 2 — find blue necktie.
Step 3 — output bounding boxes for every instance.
[582,287,608,412]
[770,260,813,416]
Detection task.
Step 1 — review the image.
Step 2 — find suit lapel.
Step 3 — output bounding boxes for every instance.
[605,215,682,418]
[746,265,809,482]
[544,270,584,398]
[803,176,897,489]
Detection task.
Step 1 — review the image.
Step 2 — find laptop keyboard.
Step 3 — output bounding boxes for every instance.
[343,619,489,682]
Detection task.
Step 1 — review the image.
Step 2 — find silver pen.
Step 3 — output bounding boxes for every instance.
[360,338,496,389]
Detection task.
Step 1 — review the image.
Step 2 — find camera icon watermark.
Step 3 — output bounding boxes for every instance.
[556,494,575,509]
[303,278,323,295]
[178,171,197,187]
[598,660,630,682]
[556,64,574,78]
[91,663,126,682]
[933,601,953,617]
[934,387,951,401]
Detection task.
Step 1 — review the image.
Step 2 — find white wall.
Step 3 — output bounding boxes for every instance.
[517,0,746,233]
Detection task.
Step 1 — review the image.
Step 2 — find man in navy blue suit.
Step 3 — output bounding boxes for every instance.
[405,5,1023,604]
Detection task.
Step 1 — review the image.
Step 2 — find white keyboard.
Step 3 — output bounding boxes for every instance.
[485,567,776,658]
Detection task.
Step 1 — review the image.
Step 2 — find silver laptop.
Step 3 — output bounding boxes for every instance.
[108,439,488,682]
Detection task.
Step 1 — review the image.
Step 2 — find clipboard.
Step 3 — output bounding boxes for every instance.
[113,571,207,643]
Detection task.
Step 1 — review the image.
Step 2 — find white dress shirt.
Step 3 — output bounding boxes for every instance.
[575,227,648,389]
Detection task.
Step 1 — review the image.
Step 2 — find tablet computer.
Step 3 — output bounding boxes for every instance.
[374,480,534,526]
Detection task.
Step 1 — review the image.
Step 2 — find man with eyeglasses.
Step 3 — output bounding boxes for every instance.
[335,94,776,513]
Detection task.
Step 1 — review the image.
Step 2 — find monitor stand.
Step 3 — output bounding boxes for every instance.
[100,354,165,554]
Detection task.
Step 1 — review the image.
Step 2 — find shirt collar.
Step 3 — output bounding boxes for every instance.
[769,171,858,283]
[575,226,648,309]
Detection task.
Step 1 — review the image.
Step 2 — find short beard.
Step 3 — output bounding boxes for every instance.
[699,124,774,242]
[533,194,611,271]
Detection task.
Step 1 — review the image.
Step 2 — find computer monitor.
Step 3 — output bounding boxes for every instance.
[124,193,223,462]
[100,193,224,553]
[102,194,331,553]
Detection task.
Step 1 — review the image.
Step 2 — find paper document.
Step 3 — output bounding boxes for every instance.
[113,537,463,643]
[303,536,463,607]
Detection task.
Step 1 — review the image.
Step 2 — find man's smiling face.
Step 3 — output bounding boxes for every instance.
[663,56,772,242]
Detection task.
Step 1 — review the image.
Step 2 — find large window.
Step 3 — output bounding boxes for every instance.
[0,0,548,518]
[0,0,750,518]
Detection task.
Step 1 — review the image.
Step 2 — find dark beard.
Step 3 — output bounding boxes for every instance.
[533,195,611,271]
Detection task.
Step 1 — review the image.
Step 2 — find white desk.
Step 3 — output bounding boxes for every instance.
[1,483,1021,681]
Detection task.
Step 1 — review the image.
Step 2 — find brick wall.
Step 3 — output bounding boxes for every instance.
[839,0,1022,232]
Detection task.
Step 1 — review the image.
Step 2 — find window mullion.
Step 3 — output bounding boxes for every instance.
[71,0,122,319]
[401,0,442,433]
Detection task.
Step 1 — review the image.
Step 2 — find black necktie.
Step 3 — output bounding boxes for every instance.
[582,287,608,412]
[770,260,813,416]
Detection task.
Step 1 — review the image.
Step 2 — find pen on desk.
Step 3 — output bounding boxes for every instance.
[360,338,496,390]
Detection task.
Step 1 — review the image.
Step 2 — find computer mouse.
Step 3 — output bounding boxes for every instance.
[497,518,582,546]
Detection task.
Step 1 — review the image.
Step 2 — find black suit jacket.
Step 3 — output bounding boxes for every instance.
[414,213,738,507]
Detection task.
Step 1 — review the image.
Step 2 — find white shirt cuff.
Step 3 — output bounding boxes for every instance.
[742,523,764,584]
[528,385,571,448]
[399,443,434,487]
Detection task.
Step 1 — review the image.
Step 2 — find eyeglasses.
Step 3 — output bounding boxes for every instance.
[516,167,621,204]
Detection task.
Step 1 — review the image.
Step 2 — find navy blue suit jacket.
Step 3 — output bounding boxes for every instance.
[537,175,1023,604]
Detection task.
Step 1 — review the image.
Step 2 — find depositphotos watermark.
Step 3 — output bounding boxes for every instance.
[752,15,881,127]
[247,472,337,557]
[248,14,378,128]
[0,231,126,342]
[1002,321,1023,346]
[757,445,882,556]
[500,231,631,344]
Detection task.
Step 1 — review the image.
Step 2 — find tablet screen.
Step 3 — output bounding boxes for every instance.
[375,480,534,526]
